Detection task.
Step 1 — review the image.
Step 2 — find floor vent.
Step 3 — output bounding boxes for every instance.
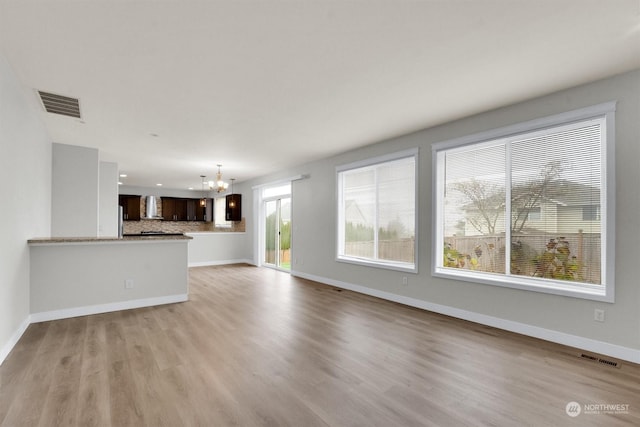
[37,90,81,118]
[580,353,620,368]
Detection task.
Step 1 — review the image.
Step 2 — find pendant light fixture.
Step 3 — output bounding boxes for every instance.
[225,177,242,222]
[208,164,229,193]
[228,178,236,208]
[199,175,207,207]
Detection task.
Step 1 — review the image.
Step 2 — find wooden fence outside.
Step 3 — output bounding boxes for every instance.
[264,249,291,265]
[345,238,415,263]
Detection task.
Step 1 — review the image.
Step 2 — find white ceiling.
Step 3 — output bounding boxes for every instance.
[1,1,639,190]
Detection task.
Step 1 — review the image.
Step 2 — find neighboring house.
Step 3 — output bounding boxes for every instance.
[344,199,369,226]
[460,180,601,236]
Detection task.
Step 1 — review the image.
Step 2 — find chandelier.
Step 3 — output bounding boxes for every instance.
[208,164,229,193]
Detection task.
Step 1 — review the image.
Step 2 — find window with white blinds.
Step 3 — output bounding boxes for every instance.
[337,149,418,272]
[432,103,615,301]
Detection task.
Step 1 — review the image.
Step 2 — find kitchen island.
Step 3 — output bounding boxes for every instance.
[28,234,192,321]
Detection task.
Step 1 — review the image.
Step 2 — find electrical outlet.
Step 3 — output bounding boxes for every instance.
[402,276,408,286]
[594,309,605,322]
[125,278,134,289]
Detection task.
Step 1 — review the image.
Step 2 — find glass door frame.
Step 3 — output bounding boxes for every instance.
[257,182,292,272]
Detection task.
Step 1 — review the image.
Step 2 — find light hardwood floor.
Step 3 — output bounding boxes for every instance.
[1,264,639,426]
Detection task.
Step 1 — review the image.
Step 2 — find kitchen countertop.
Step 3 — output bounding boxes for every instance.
[123,232,186,237]
[28,234,193,245]
[185,231,246,235]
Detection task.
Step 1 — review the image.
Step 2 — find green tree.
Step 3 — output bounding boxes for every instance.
[265,212,291,250]
[280,220,291,250]
[265,212,276,250]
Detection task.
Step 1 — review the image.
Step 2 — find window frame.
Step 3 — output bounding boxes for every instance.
[336,148,419,273]
[431,102,616,302]
[214,196,232,228]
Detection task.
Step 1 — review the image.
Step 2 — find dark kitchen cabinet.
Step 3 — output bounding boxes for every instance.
[163,197,206,221]
[186,199,206,221]
[174,199,187,221]
[119,195,141,221]
[162,197,179,221]
[161,198,175,221]
[186,199,196,221]
[196,202,206,221]
[225,194,242,222]
[205,198,213,222]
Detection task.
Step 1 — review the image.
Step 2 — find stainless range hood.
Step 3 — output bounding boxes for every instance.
[145,195,160,219]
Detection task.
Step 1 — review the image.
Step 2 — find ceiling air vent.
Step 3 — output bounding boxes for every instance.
[37,90,81,118]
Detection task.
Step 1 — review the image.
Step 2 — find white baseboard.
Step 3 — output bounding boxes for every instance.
[291,270,640,364]
[30,294,188,323]
[0,316,31,366]
[188,259,253,268]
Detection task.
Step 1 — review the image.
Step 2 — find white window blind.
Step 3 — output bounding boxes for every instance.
[337,149,417,272]
[433,102,615,301]
[509,122,602,283]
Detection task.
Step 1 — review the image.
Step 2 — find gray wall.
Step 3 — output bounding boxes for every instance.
[0,54,51,362]
[98,161,119,237]
[51,143,99,237]
[186,232,250,266]
[30,240,189,315]
[244,70,640,353]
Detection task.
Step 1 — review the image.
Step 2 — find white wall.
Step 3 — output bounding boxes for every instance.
[51,143,99,237]
[0,54,51,364]
[245,70,640,361]
[98,161,119,237]
[186,232,250,266]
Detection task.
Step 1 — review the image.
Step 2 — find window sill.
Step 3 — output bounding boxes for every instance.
[432,267,612,303]
[337,255,417,274]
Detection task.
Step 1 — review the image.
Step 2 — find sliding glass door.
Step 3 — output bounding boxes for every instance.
[260,181,292,271]
[264,197,291,270]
